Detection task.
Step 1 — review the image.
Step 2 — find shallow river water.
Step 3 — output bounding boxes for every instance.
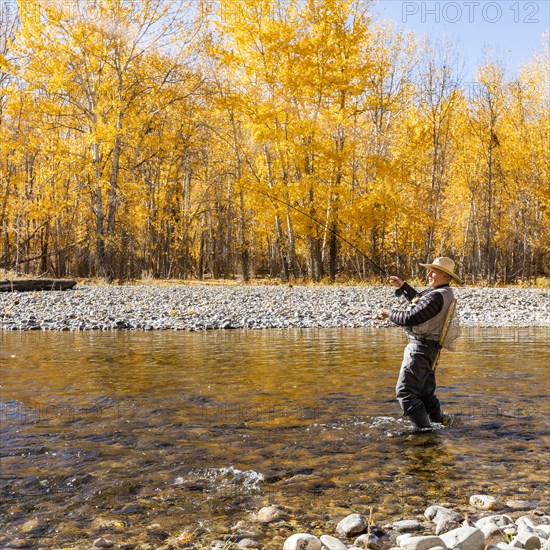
[1,327,549,548]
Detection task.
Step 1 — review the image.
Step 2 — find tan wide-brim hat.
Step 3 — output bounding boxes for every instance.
[419,256,462,284]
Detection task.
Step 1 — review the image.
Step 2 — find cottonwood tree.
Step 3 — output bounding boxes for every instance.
[8,0,202,277]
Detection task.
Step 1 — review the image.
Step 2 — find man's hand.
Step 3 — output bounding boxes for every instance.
[377,308,390,320]
[388,276,404,288]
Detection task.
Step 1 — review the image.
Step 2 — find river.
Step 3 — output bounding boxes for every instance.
[1,327,549,548]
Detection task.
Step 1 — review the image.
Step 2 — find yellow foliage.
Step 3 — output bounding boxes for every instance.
[0,0,547,282]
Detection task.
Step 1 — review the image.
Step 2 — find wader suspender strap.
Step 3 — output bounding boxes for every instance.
[432,297,457,371]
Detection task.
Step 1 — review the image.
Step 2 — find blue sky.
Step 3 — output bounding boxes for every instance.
[372,0,549,81]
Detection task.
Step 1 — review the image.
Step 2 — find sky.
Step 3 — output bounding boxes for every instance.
[372,0,549,82]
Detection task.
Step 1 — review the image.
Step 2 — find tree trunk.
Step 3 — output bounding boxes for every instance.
[239,190,250,281]
[308,235,324,282]
[274,214,289,282]
[328,221,338,282]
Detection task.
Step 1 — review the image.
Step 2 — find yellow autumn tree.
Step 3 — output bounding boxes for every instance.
[1,0,548,282]
[498,43,550,280]
[5,0,202,277]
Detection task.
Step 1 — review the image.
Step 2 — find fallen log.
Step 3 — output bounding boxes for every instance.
[0,279,77,292]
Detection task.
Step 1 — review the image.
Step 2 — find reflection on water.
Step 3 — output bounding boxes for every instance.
[1,327,549,547]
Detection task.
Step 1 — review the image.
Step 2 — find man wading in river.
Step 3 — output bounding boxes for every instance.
[378,257,461,430]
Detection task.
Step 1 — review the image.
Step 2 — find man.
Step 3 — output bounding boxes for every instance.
[378,257,461,429]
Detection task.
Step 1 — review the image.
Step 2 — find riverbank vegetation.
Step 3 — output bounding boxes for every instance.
[1,1,548,284]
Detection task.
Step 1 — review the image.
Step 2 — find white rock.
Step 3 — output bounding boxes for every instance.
[480,523,507,538]
[440,526,486,550]
[476,516,513,530]
[517,524,549,539]
[424,505,462,536]
[399,535,446,550]
[425,505,462,524]
[436,517,461,536]
[392,520,425,533]
[470,495,500,511]
[284,534,322,550]
[256,505,287,523]
[476,515,514,537]
[320,535,348,550]
[237,539,261,549]
[353,533,383,550]
[539,525,550,537]
[506,500,539,511]
[396,533,414,545]
[516,516,550,529]
[337,514,368,537]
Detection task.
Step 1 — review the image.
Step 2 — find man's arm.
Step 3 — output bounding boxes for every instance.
[389,291,444,327]
[395,281,419,302]
[377,276,418,321]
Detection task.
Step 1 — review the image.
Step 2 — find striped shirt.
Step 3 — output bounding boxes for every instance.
[389,282,449,327]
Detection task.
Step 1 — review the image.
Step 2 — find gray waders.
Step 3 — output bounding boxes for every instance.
[396,337,442,429]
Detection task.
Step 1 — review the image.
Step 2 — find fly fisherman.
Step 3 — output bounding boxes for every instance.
[378,257,461,430]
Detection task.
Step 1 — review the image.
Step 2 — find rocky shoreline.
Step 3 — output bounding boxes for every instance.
[271,496,550,550]
[7,497,547,549]
[1,284,549,331]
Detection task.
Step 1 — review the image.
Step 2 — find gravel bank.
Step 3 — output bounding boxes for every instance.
[1,285,548,331]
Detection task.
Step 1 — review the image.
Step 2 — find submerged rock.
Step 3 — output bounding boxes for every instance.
[4,540,34,549]
[93,538,116,549]
[19,519,49,536]
[283,533,322,550]
[256,505,288,524]
[91,517,126,533]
